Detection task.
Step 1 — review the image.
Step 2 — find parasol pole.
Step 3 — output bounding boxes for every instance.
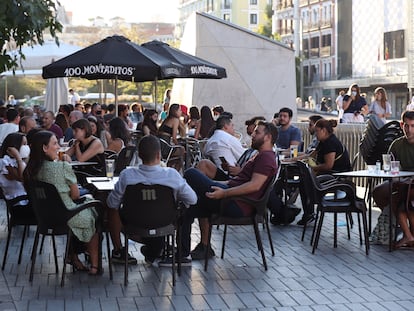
[115,76,118,116]
[154,76,158,111]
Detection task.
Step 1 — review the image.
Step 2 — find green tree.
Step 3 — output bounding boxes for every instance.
[257,4,274,39]
[0,0,62,73]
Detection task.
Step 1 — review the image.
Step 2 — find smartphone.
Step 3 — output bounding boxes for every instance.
[219,156,228,165]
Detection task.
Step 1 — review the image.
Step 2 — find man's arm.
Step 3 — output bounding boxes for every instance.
[206,172,268,199]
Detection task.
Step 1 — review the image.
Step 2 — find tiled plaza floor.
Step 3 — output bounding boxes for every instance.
[0,198,413,311]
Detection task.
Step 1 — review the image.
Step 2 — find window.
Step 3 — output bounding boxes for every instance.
[224,0,231,9]
[384,30,405,60]
[250,13,257,24]
[250,0,258,5]
[223,13,230,21]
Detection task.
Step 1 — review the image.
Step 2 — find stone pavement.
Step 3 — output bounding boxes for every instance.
[0,199,413,311]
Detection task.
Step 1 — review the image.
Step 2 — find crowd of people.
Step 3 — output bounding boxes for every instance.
[1,85,414,274]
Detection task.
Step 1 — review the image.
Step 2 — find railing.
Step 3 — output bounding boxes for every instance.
[294,122,368,186]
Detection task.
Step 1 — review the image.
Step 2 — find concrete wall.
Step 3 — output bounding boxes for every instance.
[172,12,297,134]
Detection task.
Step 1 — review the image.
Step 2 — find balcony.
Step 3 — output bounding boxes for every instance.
[279,27,294,35]
[276,0,294,10]
[320,18,333,28]
[310,47,319,58]
[299,0,308,6]
[320,46,331,57]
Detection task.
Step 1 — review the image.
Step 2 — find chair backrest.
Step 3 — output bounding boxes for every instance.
[26,180,71,235]
[114,145,136,175]
[119,183,177,231]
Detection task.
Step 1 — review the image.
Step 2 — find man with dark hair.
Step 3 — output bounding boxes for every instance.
[107,135,197,264]
[0,108,20,146]
[373,110,414,248]
[276,107,302,150]
[204,115,246,168]
[159,121,278,265]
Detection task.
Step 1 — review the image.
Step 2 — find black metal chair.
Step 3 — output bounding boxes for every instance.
[159,138,184,171]
[114,145,136,175]
[119,183,181,286]
[1,191,37,270]
[26,180,110,286]
[297,161,369,255]
[204,174,278,271]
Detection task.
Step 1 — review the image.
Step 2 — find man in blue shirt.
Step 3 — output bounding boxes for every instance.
[275,107,302,150]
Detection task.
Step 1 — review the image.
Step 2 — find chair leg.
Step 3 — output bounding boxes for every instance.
[362,211,370,255]
[29,230,40,282]
[357,213,363,245]
[310,210,320,246]
[301,220,307,242]
[171,233,176,287]
[204,224,213,271]
[312,212,325,254]
[334,213,338,248]
[124,234,129,286]
[39,235,46,254]
[61,231,72,287]
[18,225,28,264]
[345,213,351,240]
[221,225,227,259]
[105,231,113,280]
[253,221,267,270]
[175,224,182,276]
[52,235,59,274]
[2,226,13,270]
[265,217,275,256]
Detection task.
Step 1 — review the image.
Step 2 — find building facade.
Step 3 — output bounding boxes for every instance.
[177,0,271,37]
[274,0,414,119]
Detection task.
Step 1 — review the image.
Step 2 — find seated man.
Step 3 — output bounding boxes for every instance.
[163,121,277,264]
[107,135,197,264]
[373,110,414,248]
[204,114,246,169]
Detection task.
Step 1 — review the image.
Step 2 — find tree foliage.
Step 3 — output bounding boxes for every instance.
[0,0,62,73]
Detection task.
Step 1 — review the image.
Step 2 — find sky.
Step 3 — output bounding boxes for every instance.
[58,0,179,25]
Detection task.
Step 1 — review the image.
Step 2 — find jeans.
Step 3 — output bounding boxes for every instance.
[180,168,244,257]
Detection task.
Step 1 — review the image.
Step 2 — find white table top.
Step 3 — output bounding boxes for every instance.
[86,177,119,191]
[70,161,98,166]
[334,170,414,179]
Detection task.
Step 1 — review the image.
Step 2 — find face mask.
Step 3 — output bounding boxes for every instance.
[19,145,30,159]
[351,91,357,97]
[213,114,219,121]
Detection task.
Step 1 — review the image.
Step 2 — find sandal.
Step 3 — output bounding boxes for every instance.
[66,257,89,272]
[88,265,103,276]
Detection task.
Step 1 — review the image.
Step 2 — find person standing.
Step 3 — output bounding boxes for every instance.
[336,90,345,122]
[69,89,80,106]
[369,87,391,124]
[342,83,368,123]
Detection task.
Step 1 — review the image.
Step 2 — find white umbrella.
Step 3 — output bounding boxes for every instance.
[44,77,69,113]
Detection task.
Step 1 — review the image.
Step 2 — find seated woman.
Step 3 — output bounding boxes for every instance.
[88,115,109,149]
[137,109,158,136]
[23,131,100,274]
[0,133,31,211]
[194,105,215,139]
[158,104,185,171]
[312,119,351,175]
[66,119,105,176]
[106,117,130,154]
[187,106,200,137]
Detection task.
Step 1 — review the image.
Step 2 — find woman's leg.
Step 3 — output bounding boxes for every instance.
[87,233,100,273]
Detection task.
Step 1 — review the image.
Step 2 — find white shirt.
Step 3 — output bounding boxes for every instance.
[204,129,246,167]
[0,156,28,203]
[70,92,80,105]
[0,123,18,147]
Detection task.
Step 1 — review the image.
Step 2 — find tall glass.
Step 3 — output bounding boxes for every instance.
[105,159,115,179]
[382,154,391,173]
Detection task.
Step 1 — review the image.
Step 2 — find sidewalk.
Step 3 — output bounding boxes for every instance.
[1,198,413,311]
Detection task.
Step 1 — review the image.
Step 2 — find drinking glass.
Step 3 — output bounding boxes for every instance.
[382,154,391,173]
[105,159,115,179]
[391,160,400,175]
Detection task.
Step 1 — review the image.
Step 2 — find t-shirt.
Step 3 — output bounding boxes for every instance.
[276,125,302,150]
[316,134,351,173]
[344,96,367,114]
[228,150,277,215]
[389,137,414,171]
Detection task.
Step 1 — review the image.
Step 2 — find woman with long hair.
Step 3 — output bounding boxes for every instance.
[342,83,368,123]
[0,133,30,204]
[369,87,391,124]
[106,117,130,154]
[138,109,158,136]
[312,119,351,174]
[194,106,215,139]
[65,119,105,175]
[187,106,200,137]
[158,103,184,144]
[23,131,100,274]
